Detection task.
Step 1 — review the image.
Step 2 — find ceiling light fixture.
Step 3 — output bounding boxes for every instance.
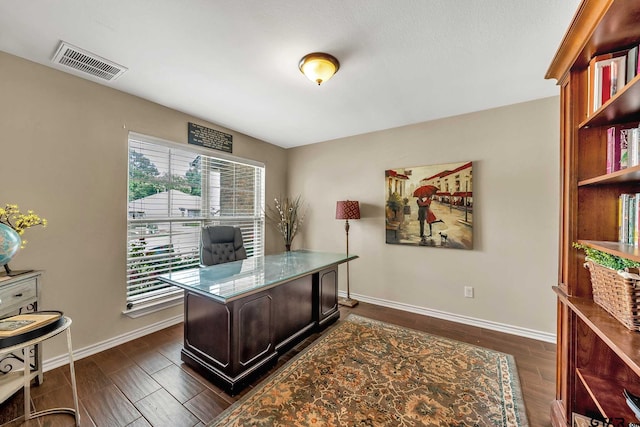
[298,52,340,86]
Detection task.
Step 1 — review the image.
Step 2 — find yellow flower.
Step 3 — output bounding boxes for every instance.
[0,204,47,247]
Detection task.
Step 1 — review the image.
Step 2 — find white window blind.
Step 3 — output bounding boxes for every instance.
[126,133,265,309]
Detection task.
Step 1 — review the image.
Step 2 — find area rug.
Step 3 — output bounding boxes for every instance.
[209,315,529,426]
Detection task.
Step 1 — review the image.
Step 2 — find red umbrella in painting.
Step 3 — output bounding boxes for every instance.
[413,185,439,198]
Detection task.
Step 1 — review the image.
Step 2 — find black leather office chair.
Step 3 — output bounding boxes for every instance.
[200,226,247,266]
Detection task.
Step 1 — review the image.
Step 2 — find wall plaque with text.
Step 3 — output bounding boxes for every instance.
[188,122,233,153]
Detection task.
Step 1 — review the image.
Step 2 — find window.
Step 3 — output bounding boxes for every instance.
[126,132,265,312]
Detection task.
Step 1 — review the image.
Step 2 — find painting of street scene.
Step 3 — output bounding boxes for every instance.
[385,161,473,249]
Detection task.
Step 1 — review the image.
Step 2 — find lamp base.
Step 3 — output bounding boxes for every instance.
[338,297,359,308]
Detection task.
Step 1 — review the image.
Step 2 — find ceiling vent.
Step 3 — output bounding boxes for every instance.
[51,41,127,81]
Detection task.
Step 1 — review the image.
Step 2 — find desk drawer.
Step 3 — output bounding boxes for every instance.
[0,277,37,316]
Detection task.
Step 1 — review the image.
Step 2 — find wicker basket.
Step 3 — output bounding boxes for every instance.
[584,259,640,331]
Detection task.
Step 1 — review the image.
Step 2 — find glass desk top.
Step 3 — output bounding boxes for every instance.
[159,250,357,302]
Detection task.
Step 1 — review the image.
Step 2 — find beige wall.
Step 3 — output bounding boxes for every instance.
[0,52,288,359]
[0,49,559,363]
[288,96,560,334]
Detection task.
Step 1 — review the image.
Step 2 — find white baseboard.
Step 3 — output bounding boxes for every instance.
[43,314,184,372]
[42,293,555,372]
[341,291,557,344]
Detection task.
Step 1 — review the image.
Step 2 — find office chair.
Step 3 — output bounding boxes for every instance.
[200,225,247,266]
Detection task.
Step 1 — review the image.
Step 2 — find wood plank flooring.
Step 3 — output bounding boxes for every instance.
[0,302,555,426]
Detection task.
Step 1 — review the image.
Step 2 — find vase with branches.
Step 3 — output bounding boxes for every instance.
[265,195,306,251]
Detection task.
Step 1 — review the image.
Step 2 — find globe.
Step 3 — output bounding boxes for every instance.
[0,223,21,266]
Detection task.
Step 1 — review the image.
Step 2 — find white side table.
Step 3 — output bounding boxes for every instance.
[0,271,43,388]
[0,316,79,426]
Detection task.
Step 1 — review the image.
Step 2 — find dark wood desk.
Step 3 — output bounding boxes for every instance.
[159,250,356,394]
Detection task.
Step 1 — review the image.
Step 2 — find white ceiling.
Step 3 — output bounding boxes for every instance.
[0,1,580,148]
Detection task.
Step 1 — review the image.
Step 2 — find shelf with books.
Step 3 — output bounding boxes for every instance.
[579,165,640,186]
[605,123,640,174]
[587,51,629,116]
[581,73,640,129]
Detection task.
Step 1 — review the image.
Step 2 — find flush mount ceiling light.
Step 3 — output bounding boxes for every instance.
[298,52,340,86]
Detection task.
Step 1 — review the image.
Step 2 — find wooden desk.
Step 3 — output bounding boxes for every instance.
[159,250,356,394]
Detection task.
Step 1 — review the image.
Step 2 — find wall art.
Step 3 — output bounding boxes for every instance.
[385,161,473,249]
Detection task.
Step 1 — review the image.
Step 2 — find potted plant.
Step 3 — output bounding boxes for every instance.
[386,192,403,221]
[573,242,640,330]
[573,242,640,270]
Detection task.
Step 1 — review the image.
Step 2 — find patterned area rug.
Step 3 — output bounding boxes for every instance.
[209,315,529,426]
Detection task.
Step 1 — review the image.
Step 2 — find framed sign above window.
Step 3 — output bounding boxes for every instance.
[188,122,233,153]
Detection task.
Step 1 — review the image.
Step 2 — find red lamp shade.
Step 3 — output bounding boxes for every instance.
[336,200,361,220]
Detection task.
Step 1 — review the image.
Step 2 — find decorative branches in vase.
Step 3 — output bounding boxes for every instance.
[265,195,306,251]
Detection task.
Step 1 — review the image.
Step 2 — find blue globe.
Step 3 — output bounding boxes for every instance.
[0,223,21,266]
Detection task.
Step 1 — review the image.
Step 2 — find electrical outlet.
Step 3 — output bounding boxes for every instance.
[464,286,474,298]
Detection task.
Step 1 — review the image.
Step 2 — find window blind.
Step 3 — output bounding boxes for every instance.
[126,133,265,308]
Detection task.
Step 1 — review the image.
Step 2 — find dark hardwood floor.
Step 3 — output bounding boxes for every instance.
[0,302,555,427]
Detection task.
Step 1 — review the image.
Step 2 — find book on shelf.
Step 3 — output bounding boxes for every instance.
[624,389,640,422]
[620,195,623,243]
[618,193,640,246]
[631,127,640,168]
[602,63,612,104]
[607,124,640,172]
[621,127,631,169]
[620,193,630,244]
[627,45,639,84]
[571,413,605,427]
[607,126,615,173]
[612,58,623,96]
[589,53,612,115]
[632,195,637,246]
[0,312,62,338]
[607,125,621,173]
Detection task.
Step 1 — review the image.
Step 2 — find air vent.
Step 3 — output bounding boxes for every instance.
[51,41,127,81]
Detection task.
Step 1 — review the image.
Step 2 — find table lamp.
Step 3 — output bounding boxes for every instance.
[335,200,360,307]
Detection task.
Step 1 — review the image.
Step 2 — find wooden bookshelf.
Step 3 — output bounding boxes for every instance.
[546,1,640,425]
[576,370,635,422]
[578,165,640,186]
